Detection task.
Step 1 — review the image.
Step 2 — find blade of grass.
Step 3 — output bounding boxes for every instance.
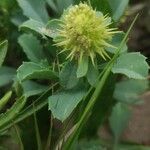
[13,123,24,150]
[0,83,58,133]
[63,14,138,150]
[33,103,43,150]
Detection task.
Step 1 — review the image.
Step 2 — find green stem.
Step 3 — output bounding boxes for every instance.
[45,115,53,150]
[13,123,24,150]
[113,137,119,150]
[33,103,43,150]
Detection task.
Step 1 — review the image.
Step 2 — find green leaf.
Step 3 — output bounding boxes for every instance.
[17,0,49,23]
[18,34,45,63]
[17,62,58,81]
[0,67,16,87]
[60,61,79,89]
[22,80,49,97]
[112,52,149,79]
[86,61,99,86]
[20,19,61,38]
[114,79,149,104]
[0,96,26,130]
[77,56,89,78]
[106,33,127,54]
[75,0,112,15]
[0,91,12,111]
[91,0,112,14]
[48,89,86,122]
[0,84,56,133]
[55,0,74,14]
[46,0,58,13]
[109,103,131,142]
[0,40,8,67]
[20,19,45,36]
[107,0,129,21]
[45,19,61,38]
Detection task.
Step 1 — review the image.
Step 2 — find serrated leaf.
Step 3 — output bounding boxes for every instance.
[77,56,89,78]
[18,34,45,62]
[17,0,49,23]
[0,96,26,130]
[45,19,61,38]
[20,19,45,36]
[0,91,12,111]
[48,89,86,122]
[17,62,58,81]
[0,67,16,87]
[109,103,131,141]
[112,52,149,79]
[59,61,79,89]
[22,80,49,97]
[114,79,149,104]
[0,40,8,67]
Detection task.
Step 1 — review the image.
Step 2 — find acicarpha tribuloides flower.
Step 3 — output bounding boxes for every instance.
[54,3,119,66]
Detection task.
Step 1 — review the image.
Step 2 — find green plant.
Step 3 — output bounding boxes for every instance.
[0,0,149,150]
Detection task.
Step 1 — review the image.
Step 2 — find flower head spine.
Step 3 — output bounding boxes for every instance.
[54,3,119,65]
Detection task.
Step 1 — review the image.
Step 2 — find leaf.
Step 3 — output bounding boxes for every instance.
[11,10,27,26]
[59,61,79,89]
[0,40,8,67]
[86,61,99,86]
[46,0,58,13]
[112,52,149,79]
[55,0,74,14]
[48,88,86,122]
[22,80,49,97]
[0,67,16,87]
[107,0,129,21]
[0,96,26,130]
[75,0,112,15]
[0,91,12,111]
[18,34,45,63]
[45,19,61,38]
[17,62,58,81]
[77,56,89,78]
[106,33,127,54]
[0,84,56,133]
[91,0,112,14]
[17,0,49,23]
[109,103,131,142]
[20,19,45,36]
[114,79,149,104]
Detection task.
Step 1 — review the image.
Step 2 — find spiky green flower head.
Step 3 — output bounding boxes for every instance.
[54,3,118,65]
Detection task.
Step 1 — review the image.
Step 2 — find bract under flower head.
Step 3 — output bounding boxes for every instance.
[54,3,118,65]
